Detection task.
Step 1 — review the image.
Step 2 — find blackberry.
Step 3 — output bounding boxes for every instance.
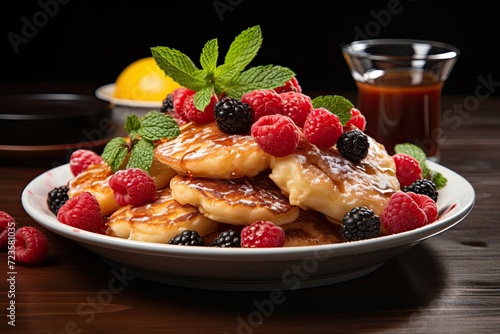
[210,230,241,248]
[168,230,206,246]
[47,185,69,215]
[341,206,380,241]
[160,94,174,113]
[403,179,438,202]
[336,129,369,163]
[214,96,253,134]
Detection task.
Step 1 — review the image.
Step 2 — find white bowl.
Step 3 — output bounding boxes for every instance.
[22,161,475,291]
[95,84,163,125]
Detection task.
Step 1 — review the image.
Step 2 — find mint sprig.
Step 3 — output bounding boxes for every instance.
[394,143,448,189]
[151,25,295,111]
[312,95,354,125]
[101,111,180,174]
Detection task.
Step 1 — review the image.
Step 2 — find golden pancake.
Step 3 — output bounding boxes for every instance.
[170,172,299,226]
[106,187,219,243]
[281,209,343,247]
[67,162,119,216]
[269,137,400,223]
[154,122,272,179]
[67,158,176,216]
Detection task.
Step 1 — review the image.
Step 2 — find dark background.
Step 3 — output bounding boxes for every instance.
[1,0,498,96]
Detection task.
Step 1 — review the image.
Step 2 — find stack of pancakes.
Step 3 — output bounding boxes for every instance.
[69,122,400,246]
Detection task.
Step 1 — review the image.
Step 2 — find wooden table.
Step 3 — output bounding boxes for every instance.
[1,87,499,333]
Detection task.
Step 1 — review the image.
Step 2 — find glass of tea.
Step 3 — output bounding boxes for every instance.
[342,39,459,161]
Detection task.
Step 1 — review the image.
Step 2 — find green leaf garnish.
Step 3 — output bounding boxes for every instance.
[394,143,448,189]
[100,137,129,172]
[101,111,180,174]
[150,25,295,111]
[311,95,354,125]
[127,138,155,173]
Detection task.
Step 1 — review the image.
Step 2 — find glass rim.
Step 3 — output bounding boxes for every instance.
[342,38,460,61]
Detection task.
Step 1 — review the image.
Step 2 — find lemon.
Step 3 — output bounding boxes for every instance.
[113,57,181,101]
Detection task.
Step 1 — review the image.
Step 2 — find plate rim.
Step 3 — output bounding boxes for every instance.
[95,83,162,108]
[21,161,475,262]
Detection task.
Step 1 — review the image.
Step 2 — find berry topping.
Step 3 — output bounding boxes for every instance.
[303,108,343,148]
[171,87,195,123]
[47,185,69,215]
[251,114,300,157]
[345,107,366,131]
[182,93,217,124]
[392,153,423,188]
[406,191,438,224]
[279,91,313,127]
[15,226,49,265]
[0,210,16,249]
[57,191,105,233]
[70,149,104,176]
[381,191,438,234]
[336,129,369,163]
[160,93,174,113]
[241,221,285,248]
[168,230,206,246]
[403,179,439,202]
[273,77,302,93]
[210,229,241,248]
[341,206,381,241]
[109,168,157,207]
[214,96,254,134]
[241,89,283,121]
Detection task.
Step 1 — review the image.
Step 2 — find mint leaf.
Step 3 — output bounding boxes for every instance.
[225,65,295,98]
[139,111,180,140]
[151,25,295,100]
[432,171,448,189]
[127,139,154,173]
[223,25,262,75]
[200,38,218,72]
[193,86,216,111]
[151,46,207,91]
[101,137,129,172]
[125,114,142,140]
[394,143,448,189]
[312,95,354,125]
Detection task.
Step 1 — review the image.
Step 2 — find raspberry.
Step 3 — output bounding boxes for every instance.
[0,210,16,249]
[345,107,366,131]
[251,114,300,157]
[182,93,217,124]
[336,129,369,163]
[341,206,381,241]
[70,149,104,176]
[403,179,438,202]
[214,96,253,134]
[47,185,69,215]
[381,191,437,234]
[303,108,343,148]
[407,191,438,224]
[274,77,302,93]
[280,91,313,127]
[168,230,206,246]
[15,226,49,265]
[241,89,283,121]
[109,168,157,207]
[171,87,194,123]
[392,153,423,188]
[240,221,285,248]
[210,229,241,248]
[57,191,104,233]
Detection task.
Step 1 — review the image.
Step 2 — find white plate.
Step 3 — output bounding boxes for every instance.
[21,162,475,291]
[95,83,162,108]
